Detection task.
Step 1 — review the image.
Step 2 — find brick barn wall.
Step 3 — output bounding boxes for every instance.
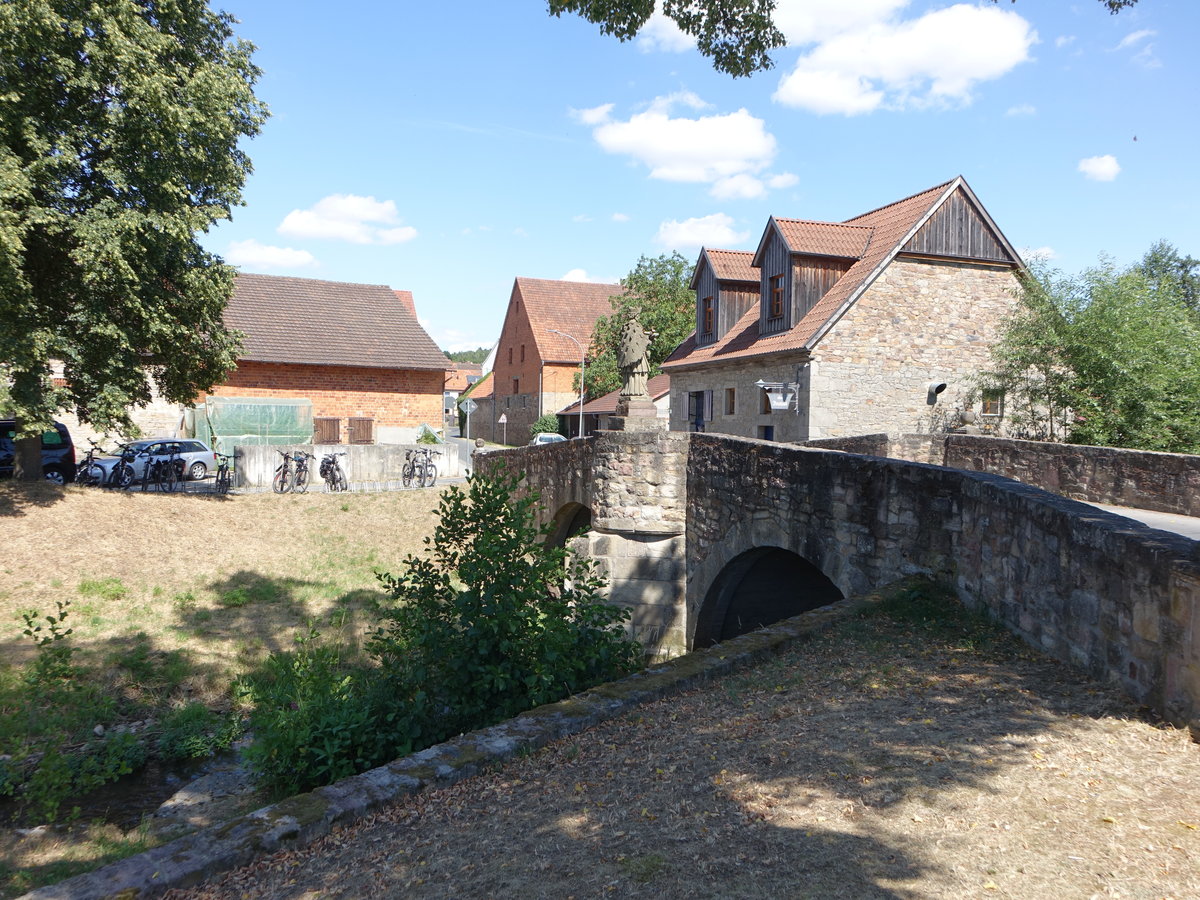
[210,361,444,430]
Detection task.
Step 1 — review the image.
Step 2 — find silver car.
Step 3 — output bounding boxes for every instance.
[88,439,217,485]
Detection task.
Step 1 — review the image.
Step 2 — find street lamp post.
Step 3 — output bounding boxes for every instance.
[548,328,584,438]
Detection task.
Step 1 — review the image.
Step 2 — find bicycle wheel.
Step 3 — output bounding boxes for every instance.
[294,464,310,493]
[423,461,437,488]
[115,463,135,489]
[76,463,99,486]
[215,467,231,494]
[272,465,291,494]
[162,461,178,493]
[334,465,348,492]
[402,460,414,488]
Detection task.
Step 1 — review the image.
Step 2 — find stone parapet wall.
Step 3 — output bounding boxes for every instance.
[938,434,1200,517]
[591,430,689,535]
[796,433,890,457]
[472,437,597,531]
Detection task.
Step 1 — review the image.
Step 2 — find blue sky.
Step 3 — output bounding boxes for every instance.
[205,0,1200,353]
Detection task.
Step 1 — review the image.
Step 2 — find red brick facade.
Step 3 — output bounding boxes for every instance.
[209,361,443,428]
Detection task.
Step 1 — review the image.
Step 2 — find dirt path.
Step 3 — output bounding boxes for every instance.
[171,603,1200,900]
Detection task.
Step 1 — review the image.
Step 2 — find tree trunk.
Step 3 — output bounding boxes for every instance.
[12,419,43,482]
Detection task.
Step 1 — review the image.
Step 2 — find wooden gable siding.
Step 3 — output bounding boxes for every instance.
[719,287,758,336]
[903,188,1013,263]
[791,256,854,324]
[759,228,791,335]
[694,261,719,346]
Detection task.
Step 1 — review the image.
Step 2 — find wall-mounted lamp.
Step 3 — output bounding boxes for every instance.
[926,380,948,406]
[755,379,798,411]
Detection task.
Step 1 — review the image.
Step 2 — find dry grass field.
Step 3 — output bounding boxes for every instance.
[1,481,444,687]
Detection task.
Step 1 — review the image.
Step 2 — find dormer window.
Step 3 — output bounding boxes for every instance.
[769,275,785,320]
[701,296,714,336]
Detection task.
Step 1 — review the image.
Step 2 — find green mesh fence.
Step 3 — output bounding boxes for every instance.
[192,397,313,457]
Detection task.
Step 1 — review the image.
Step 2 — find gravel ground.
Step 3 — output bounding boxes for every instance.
[170,594,1200,900]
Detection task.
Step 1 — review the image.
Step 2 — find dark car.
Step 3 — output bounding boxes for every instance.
[0,420,76,484]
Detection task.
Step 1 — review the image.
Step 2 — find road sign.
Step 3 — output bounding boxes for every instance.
[498,413,507,424]
[460,398,477,414]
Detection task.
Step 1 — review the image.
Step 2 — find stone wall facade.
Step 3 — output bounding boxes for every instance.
[809,258,1018,437]
[667,353,810,441]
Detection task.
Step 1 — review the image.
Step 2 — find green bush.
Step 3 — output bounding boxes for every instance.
[371,473,641,736]
[530,413,562,436]
[243,473,641,795]
[159,702,242,761]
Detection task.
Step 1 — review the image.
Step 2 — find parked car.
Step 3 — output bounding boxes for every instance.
[90,438,217,484]
[530,432,566,446]
[0,420,76,484]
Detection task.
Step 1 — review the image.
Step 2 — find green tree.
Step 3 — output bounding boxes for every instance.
[582,252,695,399]
[531,412,563,436]
[0,0,267,478]
[549,0,1138,77]
[1136,240,1199,314]
[445,347,491,364]
[979,249,1200,453]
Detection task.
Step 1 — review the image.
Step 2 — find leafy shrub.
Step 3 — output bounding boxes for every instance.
[243,473,641,795]
[159,702,242,761]
[20,600,78,686]
[240,626,425,796]
[19,732,146,823]
[530,413,562,436]
[371,473,641,737]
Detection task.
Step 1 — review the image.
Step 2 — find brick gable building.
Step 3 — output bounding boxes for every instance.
[208,273,451,444]
[488,277,621,444]
[663,176,1023,441]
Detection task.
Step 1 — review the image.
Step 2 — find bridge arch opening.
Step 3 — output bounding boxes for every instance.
[693,547,844,649]
[546,502,593,548]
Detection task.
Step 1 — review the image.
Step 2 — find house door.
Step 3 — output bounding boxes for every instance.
[688,390,712,433]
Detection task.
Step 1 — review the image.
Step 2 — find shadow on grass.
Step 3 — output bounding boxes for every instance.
[0,482,67,517]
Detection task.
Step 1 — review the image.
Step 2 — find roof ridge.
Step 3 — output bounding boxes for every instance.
[771,218,873,230]
[516,275,621,287]
[842,177,958,224]
[236,272,397,292]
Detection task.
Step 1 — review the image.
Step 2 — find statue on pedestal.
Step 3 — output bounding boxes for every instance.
[617,318,650,406]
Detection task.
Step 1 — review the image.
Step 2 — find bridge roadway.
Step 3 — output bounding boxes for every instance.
[1087,503,1200,541]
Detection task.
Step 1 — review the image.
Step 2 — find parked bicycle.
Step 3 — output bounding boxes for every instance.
[272,449,311,494]
[108,442,140,489]
[75,439,109,486]
[139,442,180,493]
[402,447,441,489]
[318,451,348,492]
[214,452,235,495]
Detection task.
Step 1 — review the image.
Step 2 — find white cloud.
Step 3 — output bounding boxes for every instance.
[570,103,614,126]
[611,212,630,222]
[1021,246,1057,261]
[226,239,316,270]
[772,0,908,46]
[572,214,593,223]
[1006,104,1036,117]
[561,268,594,282]
[637,12,695,53]
[278,194,418,245]
[513,227,529,238]
[1055,35,1076,49]
[774,4,1036,115]
[1115,29,1155,51]
[711,174,766,200]
[767,172,799,189]
[1078,155,1120,182]
[654,213,750,251]
[586,94,776,185]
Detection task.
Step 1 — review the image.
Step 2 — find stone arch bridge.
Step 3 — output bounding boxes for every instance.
[475,430,1200,735]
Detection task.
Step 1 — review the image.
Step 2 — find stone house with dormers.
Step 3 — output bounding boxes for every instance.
[662,176,1023,442]
[491,277,622,444]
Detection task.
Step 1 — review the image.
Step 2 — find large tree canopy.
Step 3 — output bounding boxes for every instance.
[582,252,694,399]
[979,245,1200,454]
[0,0,267,456]
[550,0,1139,76]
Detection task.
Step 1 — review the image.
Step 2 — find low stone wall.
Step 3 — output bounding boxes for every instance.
[795,433,890,457]
[235,442,465,489]
[938,434,1200,517]
[472,437,597,529]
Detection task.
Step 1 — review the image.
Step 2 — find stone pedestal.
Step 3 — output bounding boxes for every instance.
[610,397,664,433]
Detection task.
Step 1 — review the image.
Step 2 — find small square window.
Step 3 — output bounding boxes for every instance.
[512,377,519,395]
[759,388,773,415]
[758,425,775,441]
[702,297,714,335]
[769,275,785,319]
[981,389,1004,418]
[724,387,735,415]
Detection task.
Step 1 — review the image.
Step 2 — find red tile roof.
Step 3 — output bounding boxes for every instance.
[665,178,987,370]
[462,371,493,399]
[703,248,758,284]
[444,362,483,391]
[512,278,623,362]
[559,374,671,415]
[227,274,450,371]
[392,290,416,317]
[769,220,874,260]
